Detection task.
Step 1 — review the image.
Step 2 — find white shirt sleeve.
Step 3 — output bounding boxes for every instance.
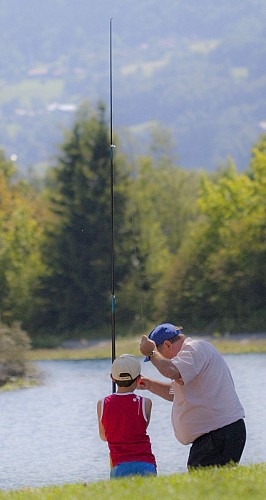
[171,338,208,385]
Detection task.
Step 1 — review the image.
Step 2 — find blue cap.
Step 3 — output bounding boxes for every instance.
[144,323,182,362]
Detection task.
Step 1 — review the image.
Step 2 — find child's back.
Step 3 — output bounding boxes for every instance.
[97,354,157,478]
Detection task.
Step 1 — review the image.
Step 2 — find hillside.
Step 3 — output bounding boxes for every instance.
[0,0,265,174]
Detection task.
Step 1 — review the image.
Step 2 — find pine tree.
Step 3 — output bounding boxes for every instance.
[30,103,130,334]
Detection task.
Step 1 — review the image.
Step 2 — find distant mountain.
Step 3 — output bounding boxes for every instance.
[0,0,265,173]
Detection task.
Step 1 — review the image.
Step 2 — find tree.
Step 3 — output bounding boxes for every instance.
[29,102,130,334]
[120,155,200,323]
[162,140,266,333]
[0,151,46,324]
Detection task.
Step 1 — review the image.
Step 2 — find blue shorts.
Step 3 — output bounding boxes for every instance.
[110,461,157,478]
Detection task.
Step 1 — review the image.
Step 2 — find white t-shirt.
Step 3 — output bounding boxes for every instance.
[170,338,245,445]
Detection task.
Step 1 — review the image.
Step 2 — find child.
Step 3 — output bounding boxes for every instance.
[97,354,157,478]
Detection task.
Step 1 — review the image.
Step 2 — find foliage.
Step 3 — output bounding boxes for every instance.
[1,111,266,338]
[162,137,266,332]
[117,154,200,326]
[27,102,131,335]
[1,464,265,499]
[0,153,47,324]
[0,322,31,386]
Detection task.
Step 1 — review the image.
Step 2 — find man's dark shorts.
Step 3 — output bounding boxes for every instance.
[187,419,246,469]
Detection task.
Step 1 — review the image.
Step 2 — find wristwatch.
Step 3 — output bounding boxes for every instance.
[148,350,156,360]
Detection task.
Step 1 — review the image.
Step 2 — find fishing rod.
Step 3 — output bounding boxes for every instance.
[109,19,144,393]
[109,17,116,393]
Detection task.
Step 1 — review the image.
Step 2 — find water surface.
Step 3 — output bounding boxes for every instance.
[0,354,265,490]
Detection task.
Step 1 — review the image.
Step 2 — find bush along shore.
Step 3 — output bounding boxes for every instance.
[0,323,38,390]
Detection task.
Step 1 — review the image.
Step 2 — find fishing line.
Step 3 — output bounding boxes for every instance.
[130,212,145,334]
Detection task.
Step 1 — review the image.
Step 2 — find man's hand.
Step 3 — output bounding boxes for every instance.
[137,376,151,390]
[140,335,156,356]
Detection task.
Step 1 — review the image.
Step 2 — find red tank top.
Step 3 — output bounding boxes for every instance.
[101,393,156,467]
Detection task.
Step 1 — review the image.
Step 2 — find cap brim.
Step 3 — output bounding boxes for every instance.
[144,356,150,362]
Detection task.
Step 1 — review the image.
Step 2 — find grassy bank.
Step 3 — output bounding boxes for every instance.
[1,464,265,499]
[1,335,262,390]
[27,335,266,361]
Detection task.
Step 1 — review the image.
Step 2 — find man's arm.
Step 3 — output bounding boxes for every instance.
[149,350,182,380]
[138,377,174,401]
[140,335,182,382]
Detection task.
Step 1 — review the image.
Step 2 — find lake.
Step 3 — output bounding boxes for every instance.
[0,353,265,490]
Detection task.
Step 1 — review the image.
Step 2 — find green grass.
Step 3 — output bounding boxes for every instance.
[0,464,265,499]
[27,336,266,361]
[0,378,37,392]
[0,79,64,107]
[0,335,261,390]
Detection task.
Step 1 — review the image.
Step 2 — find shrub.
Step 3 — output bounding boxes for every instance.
[0,322,31,386]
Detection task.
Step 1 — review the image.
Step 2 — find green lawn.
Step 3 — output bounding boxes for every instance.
[2,334,264,391]
[1,464,265,499]
[27,336,266,361]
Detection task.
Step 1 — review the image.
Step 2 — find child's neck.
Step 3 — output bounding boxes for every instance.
[116,382,137,394]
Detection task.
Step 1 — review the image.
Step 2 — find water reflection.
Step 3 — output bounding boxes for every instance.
[0,354,265,490]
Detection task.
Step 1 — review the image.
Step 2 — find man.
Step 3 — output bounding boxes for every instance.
[139,323,246,469]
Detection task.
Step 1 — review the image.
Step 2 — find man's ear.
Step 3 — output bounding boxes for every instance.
[110,373,114,381]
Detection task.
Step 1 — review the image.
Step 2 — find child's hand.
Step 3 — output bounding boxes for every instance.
[137,376,151,390]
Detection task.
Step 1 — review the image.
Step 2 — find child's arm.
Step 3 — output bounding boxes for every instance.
[144,397,152,426]
[97,400,107,441]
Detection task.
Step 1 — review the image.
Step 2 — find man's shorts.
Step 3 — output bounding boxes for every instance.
[187,418,246,469]
[110,461,157,478]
